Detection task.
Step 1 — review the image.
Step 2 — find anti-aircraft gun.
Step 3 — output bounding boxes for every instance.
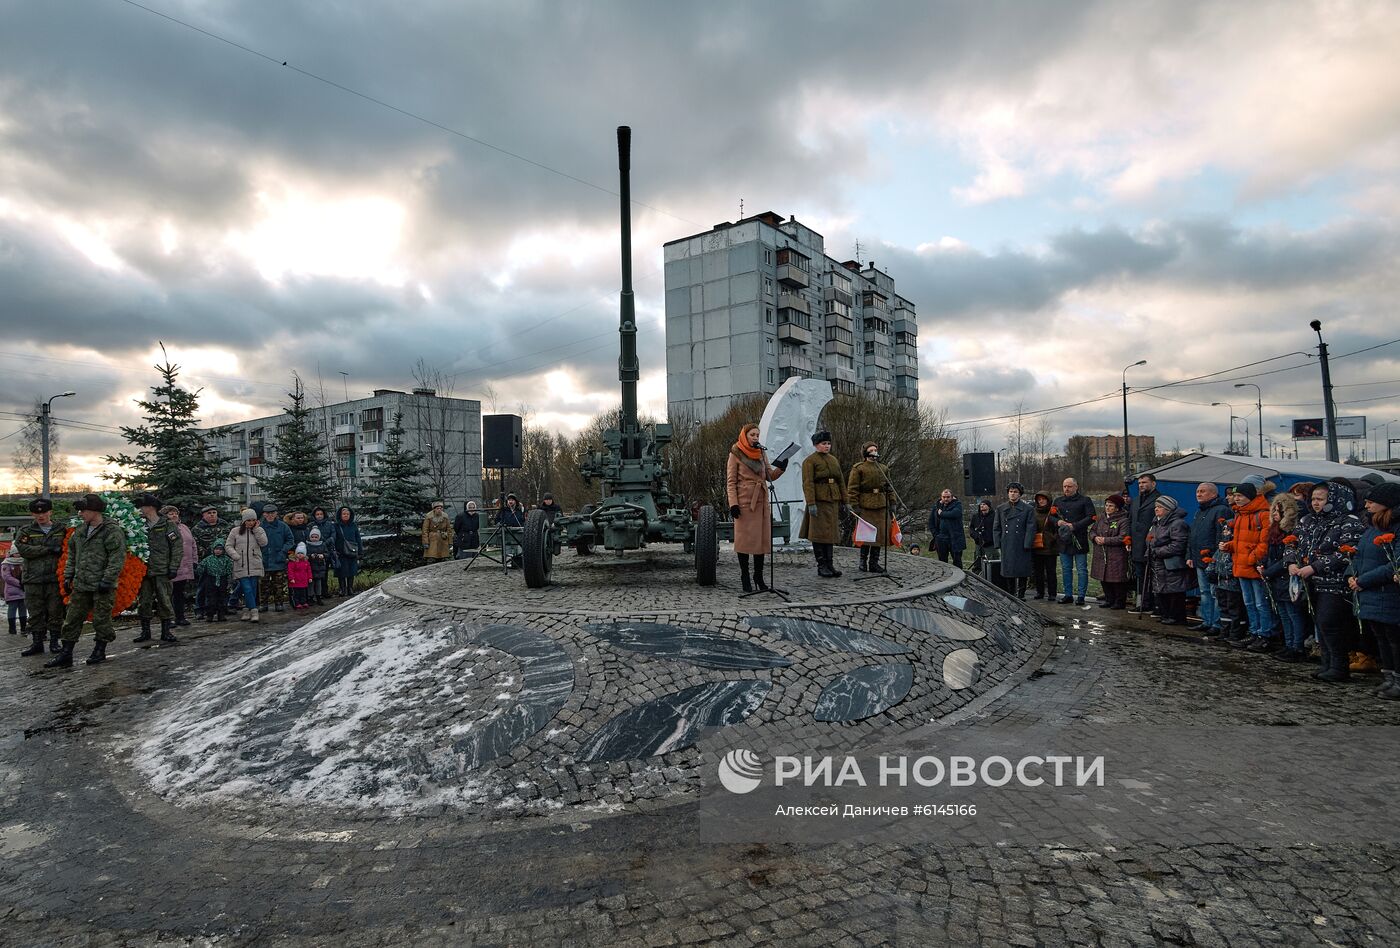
[519,127,788,588]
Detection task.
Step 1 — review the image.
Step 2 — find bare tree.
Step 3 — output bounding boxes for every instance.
[10,400,66,493]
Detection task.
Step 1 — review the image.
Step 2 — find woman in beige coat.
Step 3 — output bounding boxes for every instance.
[726,423,789,592]
[421,501,454,561]
[225,508,268,622]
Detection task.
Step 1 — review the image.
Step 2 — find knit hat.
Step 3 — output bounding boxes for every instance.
[1232,483,1258,500]
[1368,481,1400,509]
[1106,494,1127,509]
[1154,495,1179,512]
[241,508,257,521]
[1241,474,1266,490]
[295,542,307,555]
[159,504,179,517]
[811,429,832,446]
[309,528,322,540]
[28,497,52,513]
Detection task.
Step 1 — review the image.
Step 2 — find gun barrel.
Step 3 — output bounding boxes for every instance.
[617,125,640,455]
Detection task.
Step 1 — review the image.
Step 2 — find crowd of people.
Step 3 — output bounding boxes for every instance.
[9,495,369,668]
[10,448,1399,701]
[929,472,1400,700]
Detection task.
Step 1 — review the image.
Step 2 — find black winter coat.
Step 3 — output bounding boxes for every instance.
[969,505,996,550]
[928,499,966,553]
[454,511,480,552]
[1128,488,1162,563]
[1048,493,1096,554]
[1188,496,1233,571]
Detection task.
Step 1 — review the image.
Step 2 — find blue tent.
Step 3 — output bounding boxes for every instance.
[1128,452,1400,517]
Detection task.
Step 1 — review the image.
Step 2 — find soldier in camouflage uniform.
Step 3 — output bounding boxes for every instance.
[15,497,67,656]
[47,493,127,668]
[133,494,181,646]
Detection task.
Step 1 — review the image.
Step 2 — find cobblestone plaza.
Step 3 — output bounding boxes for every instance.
[2,549,1398,946]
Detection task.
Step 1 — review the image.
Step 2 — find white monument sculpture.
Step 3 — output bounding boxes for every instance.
[759,377,834,544]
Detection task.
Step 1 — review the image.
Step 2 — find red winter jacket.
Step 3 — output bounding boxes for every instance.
[1226,494,1270,578]
[286,558,313,589]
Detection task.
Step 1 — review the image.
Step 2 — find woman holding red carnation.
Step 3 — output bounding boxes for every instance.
[1348,482,1400,699]
[1293,480,1366,683]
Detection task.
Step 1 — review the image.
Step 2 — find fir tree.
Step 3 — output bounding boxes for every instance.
[105,344,232,510]
[360,412,432,535]
[257,375,339,512]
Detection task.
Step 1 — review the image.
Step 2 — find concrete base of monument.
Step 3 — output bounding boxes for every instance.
[134,547,1050,825]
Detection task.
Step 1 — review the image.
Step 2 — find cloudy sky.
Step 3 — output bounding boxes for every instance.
[3,0,1399,490]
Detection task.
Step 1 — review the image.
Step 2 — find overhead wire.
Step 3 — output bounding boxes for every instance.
[114,0,696,226]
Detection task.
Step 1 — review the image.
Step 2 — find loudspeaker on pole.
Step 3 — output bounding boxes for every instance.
[962,452,996,497]
[482,414,523,469]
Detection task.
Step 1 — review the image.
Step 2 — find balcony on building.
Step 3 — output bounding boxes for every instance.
[893,318,917,338]
[829,378,859,397]
[777,307,813,346]
[864,377,894,395]
[334,432,356,453]
[821,283,854,308]
[861,291,889,315]
[775,246,810,289]
[777,292,810,316]
[778,347,814,375]
[895,376,919,399]
[825,362,858,384]
[863,315,891,336]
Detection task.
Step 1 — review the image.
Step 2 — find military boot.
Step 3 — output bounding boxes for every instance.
[20,632,45,657]
[868,547,884,573]
[159,619,180,646]
[133,618,153,643]
[44,642,74,669]
[48,631,61,652]
[826,547,843,578]
[85,641,108,665]
[817,545,837,579]
[859,546,870,572]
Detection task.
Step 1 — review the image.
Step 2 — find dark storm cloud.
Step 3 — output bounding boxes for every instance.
[882,219,1400,322]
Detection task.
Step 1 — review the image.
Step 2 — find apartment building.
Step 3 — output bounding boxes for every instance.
[663,211,919,422]
[208,388,482,510]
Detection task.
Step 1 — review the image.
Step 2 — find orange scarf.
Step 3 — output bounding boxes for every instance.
[734,424,762,461]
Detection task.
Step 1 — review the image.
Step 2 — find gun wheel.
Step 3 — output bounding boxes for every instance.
[694,504,718,586]
[574,539,595,556]
[523,509,553,588]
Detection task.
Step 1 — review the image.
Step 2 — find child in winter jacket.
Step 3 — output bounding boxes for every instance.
[2,548,26,635]
[197,541,234,622]
[287,544,313,610]
[305,528,334,605]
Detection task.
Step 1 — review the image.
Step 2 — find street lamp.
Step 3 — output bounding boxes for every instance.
[1122,359,1147,483]
[1383,418,1400,461]
[1233,383,1264,459]
[40,391,76,499]
[1211,402,1236,453]
[1310,320,1341,463]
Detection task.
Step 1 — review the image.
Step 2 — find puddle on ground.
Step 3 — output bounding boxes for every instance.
[22,681,159,739]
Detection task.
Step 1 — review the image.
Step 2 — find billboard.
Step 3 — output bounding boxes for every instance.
[1291,416,1366,441]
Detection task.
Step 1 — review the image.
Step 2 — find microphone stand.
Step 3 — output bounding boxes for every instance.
[741,447,791,602]
[464,469,516,575]
[857,457,903,587]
